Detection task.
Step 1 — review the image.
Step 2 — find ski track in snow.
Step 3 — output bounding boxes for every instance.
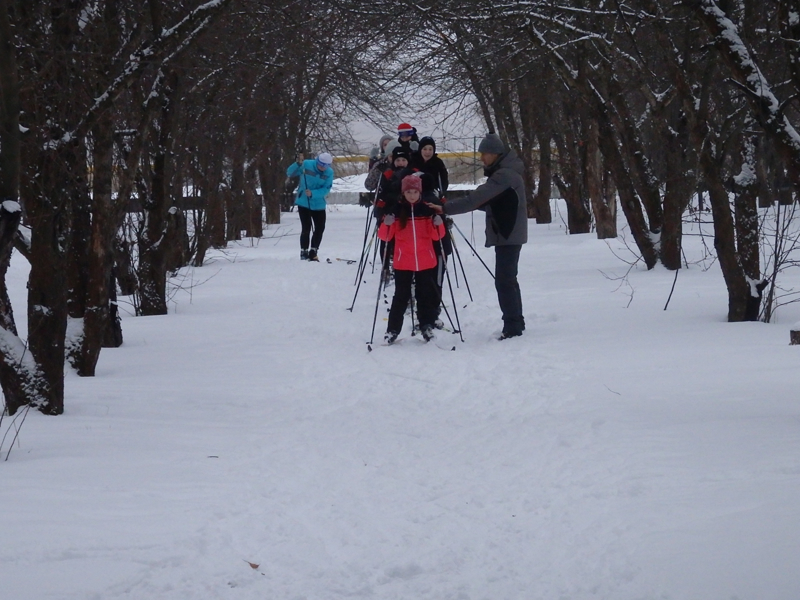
[2,205,800,600]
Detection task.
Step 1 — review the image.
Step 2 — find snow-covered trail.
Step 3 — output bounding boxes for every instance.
[2,205,799,600]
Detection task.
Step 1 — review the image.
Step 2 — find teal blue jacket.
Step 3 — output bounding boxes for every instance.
[286,160,334,211]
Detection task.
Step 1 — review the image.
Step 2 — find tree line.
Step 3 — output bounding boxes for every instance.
[1,0,798,416]
[388,0,800,327]
[0,0,407,415]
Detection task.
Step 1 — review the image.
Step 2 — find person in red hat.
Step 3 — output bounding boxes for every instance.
[396,122,420,155]
[378,174,445,344]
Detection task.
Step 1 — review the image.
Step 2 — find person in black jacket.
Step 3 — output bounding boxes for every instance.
[412,136,452,325]
[375,146,417,274]
[411,136,449,198]
[396,123,420,156]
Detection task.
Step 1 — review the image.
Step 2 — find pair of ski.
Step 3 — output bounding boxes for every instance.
[367,332,456,351]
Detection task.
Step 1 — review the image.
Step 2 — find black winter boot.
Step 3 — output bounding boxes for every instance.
[308,248,319,261]
[300,249,309,260]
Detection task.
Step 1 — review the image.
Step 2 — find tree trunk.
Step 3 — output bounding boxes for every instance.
[208,182,227,247]
[70,116,119,375]
[0,203,27,415]
[26,187,70,414]
[67,190,91,319]
[0,0,20,205]
[164,207,189,272]
[596,128,659,269]
[258,157,282,225]
[734,132,763,321]
[659,113,695,270]
[755,139,775,208]
[243,161,262,238]
[585,118,616,239]
[533,134,553,223]
[605,72,664,234]
[139,71,180,316]
[700,144,752,321]
[0,0,25,413]
[554,128,591,235]
[115,237,138,296]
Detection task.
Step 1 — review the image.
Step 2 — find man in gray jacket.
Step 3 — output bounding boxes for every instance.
[428,133,527,339]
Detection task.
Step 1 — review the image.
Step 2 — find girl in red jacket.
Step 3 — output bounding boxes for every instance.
[379,174,446,344]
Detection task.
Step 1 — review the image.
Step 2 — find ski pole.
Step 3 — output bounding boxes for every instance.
[438,236,464,342]
[369,243,391,345]
[448,229,473,302]
[371,224,382,273]
[347,222,378,312]
[443,255,464,342]
[354,190,378,284]
[451,219,495,280]
[435,239,456,333]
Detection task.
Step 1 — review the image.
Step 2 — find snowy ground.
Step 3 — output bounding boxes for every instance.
[2,203,799,600]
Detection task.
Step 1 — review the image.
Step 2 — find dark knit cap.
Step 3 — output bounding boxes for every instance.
[418,136,436,152]
[477,133,506,154]
[392,147,410,161]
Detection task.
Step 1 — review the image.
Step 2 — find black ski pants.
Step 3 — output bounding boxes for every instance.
[298,205,326,250]
[495,244,525,335]
[387,268,439,334]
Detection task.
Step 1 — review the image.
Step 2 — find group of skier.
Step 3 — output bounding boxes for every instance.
[362,124,452,343]
[287,122,528,343]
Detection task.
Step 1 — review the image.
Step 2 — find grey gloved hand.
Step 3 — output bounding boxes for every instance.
[433,215,443,227]
[383,214,395,226]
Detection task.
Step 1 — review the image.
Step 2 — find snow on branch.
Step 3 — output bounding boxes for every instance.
[57,0,233,149]
[691,0,800,161]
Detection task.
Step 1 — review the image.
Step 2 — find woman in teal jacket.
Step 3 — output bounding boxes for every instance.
[286,152,334,260]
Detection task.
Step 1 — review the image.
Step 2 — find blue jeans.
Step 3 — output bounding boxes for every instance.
[495,245,524,334]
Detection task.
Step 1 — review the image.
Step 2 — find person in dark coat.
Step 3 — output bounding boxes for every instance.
[374,146,418,271]
[375,146,416,221]
[396,122,420,155]
[411,136,449,198]
[411,136,451,326]
[427,133,528,339]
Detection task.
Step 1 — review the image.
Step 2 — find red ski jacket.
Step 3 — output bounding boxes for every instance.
[378,209,445,272]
